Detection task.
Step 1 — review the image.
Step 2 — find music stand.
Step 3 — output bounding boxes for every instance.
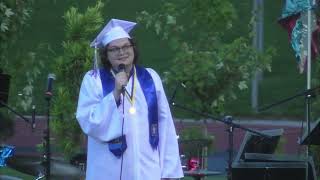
[300,118,320,145]
[0,73,10,107]
[233,129,284,163]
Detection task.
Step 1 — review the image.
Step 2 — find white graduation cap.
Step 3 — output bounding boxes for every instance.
[90,19,137,72]
[90,19,137,48]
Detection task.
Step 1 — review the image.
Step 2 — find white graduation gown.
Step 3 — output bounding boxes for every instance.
[76,68,184,180]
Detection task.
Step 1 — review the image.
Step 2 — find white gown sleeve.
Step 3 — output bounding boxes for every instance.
[147,68,184,179]
[76,71,123,142]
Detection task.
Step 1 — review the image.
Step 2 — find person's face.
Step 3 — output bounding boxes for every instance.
[106,38,134,70]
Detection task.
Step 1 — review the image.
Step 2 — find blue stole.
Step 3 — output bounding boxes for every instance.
[99,66,159,150]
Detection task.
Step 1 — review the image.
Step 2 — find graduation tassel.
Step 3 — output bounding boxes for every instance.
[92,44,99,77]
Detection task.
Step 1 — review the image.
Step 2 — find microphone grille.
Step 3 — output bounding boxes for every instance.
[118,64,125,71]
[48,73,56,80]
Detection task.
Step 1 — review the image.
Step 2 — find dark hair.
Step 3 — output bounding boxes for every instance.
[99,38,139,70]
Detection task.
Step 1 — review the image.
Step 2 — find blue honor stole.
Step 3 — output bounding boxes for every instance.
[99,66,159,155]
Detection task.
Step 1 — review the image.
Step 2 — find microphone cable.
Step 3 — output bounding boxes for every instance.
[120,94,125,180]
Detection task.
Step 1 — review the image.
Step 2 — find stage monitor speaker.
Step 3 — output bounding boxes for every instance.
[232,157,316,180]
[0,73,10,107]
[233,129,284,163]
[300,118,320,145]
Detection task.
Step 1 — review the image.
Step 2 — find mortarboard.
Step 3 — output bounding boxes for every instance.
[90,19,137,72]
[90,19,137,48]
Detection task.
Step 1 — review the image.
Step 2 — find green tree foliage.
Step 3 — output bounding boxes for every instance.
[51,1,104,156]
[0,0,47,113]
[0,0,34,70]
[137,0,274,115]
[13,49,48,111]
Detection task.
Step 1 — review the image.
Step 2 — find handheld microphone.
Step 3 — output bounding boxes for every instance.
[118,64,126,72]
[45,73,56,98]
[118,64,126,93]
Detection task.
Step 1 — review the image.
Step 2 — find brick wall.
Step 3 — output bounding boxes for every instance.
[3,117,306,156]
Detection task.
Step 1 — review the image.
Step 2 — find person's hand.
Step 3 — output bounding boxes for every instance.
[113,71,128,101]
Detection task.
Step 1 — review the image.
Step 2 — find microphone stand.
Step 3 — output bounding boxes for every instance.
[258,85,320,112]
[258,86,319,148]
[44,93,52,179]
[171,101,271,180]
[0,100,32,124]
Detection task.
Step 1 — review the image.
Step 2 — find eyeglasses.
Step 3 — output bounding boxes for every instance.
[107,44,133,54]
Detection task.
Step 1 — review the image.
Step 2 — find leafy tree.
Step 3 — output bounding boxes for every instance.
[50,1,104,156]
[0,1,48,113]
[137,0,274,115]
[0,0,34,71]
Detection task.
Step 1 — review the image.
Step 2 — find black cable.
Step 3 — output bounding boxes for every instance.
[120,95,125,180]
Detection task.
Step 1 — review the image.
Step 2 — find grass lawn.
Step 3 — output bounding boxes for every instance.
[3,167,320,180]
[0,167,35,180]
[183,176,226,180]
[1,167,227,180]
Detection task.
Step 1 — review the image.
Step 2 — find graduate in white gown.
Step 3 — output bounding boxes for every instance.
[76,19,184,180]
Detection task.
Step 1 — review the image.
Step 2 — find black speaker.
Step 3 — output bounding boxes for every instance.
[232,158,316,180]
[0,73,10,107]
